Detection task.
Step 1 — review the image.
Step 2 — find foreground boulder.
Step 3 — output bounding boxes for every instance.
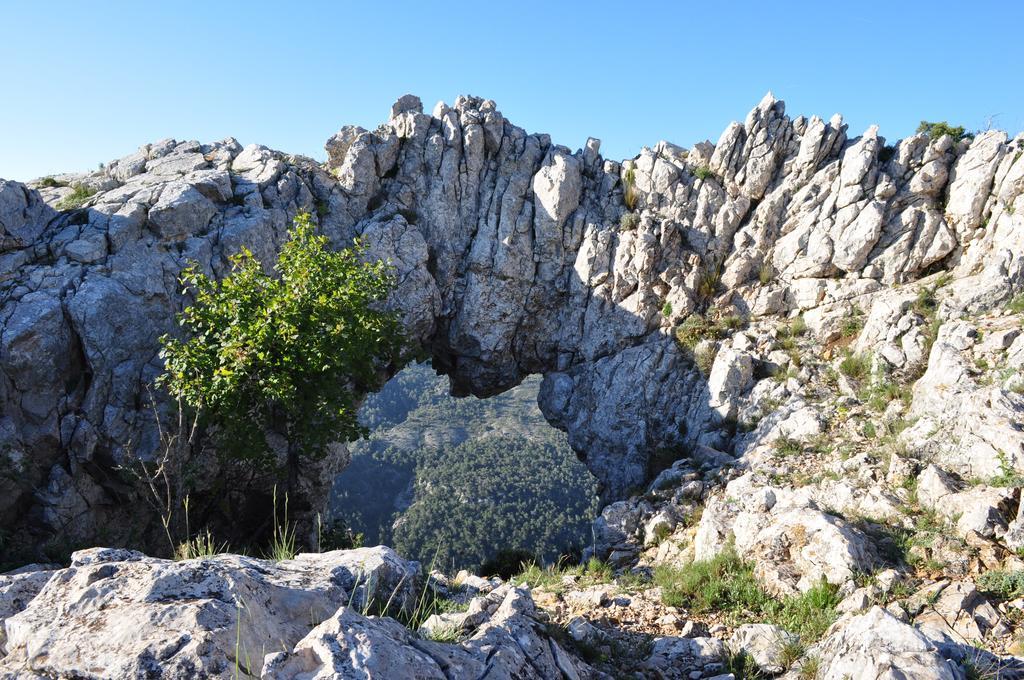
[0,547,591,680]
[812,607,961,679]
[264,586,590,679]
[0,546,418,679]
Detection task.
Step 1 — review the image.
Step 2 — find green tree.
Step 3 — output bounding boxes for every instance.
[158,212,402,488]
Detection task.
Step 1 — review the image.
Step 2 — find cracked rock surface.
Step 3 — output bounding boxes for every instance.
[2,92,1023,563]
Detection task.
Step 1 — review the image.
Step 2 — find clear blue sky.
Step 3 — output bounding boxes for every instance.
[2,0,1022,181]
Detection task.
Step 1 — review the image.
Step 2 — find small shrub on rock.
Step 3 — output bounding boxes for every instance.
[55,184,96,210]
[159,212,402,474]
[916,120,969,142]
[693,165,715,181]
[838,351,871,380]
[619,212,640,231]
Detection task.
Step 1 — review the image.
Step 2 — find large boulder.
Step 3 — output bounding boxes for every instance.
[262,585,591,680]
[0,546,418,679]
[813,607,960,679]
[0,179,55,251]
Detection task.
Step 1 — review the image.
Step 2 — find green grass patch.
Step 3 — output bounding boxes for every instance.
[857,378,911,412]
[674,313,745,351]
[840,307,865,338]
[838,351,871,380]
[654,546,840,641]
[773,436,803,457]
[55,184,96,210]
[693,165,714,181]
[977,569,1024,600]
[515,556,614,594]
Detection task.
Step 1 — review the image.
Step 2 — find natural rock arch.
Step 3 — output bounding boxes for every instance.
[1,93,1022,555]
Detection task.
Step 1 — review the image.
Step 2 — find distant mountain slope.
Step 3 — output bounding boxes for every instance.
[330,363,598,570]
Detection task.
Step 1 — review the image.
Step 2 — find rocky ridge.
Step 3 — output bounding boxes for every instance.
[2,92,1022,556]
[2,92,1024,677]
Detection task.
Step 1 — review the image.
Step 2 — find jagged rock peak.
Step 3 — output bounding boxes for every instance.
[0,93,1022,558]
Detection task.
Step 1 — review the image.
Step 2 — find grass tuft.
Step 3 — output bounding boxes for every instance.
[175,527,227,560]
[838,351,871,380]
[693,165,715,181]
[623,165,638,210]
[654,546,840,641]
[267,488,298,562]
[55,184,96,211]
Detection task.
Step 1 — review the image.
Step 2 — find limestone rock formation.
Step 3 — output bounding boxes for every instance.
[0,546,420,678]
[1,92,1023,566]
[0,548,593,680]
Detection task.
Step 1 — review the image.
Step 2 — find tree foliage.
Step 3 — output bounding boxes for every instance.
[333,364,599,572]
[916,120,969,142]
[158,212,402,470]
[393,435,599,573]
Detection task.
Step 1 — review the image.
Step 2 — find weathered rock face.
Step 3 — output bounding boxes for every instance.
[0,546,417,678]
[0,547,593,680]
[2,93,1024,555]
[812,607,961,680]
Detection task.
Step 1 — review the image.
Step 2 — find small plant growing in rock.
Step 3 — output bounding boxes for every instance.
[977,569,1024,600]
[758,261,775,286]
[773,436,802,456]
[694,343,718,376]
[514,555,613,594]
[423,623,462,643]
[175,527,227,560]
[797,655,821,680]
[858,376,911,413]
[778,636,807,671]
[789,315,808,337]
[838,351,870,380]
[619,212,640,231]
[158,212,402,481]
[721,315,745,332]
[916,120,969,142]
[654,547,840,641]
[55,183,96,210]
[38,176,68,188]
[675,315,711,350]
[840,306,865,338]
[988,451,1024,488]
[693,165,714,181]
[697,263,722,301]
[267,488,297,561]
[622,164,638,210]
[725,649,759,679]
[913,285,939,316]
[661,301,673,317]
[1007,293,1024,315]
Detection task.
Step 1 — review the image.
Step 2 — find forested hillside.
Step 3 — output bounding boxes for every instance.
[330,363,599,571]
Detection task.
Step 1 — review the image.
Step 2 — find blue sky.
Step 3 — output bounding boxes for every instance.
[2,1,1022,181]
